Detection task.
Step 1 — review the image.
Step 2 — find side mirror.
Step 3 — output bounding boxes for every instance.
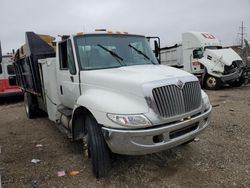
[147,36,161,63]
[0,41,2,63]
[154,40,159,58]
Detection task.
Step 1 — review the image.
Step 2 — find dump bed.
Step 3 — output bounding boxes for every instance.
[160,44,183,67]
[14,32,55,95]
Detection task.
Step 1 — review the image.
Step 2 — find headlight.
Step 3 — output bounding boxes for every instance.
[107,113,151,127]
[201,90,211,110]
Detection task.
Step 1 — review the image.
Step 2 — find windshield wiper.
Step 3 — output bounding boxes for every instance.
[97,44,125,66]
[128,44,156,65]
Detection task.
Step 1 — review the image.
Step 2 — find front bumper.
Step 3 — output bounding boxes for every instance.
[102,106,212,155]
[221,68,243,82]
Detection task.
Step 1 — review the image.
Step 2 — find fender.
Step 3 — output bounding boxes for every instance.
[73,87,149,129]
[199,58,224,78]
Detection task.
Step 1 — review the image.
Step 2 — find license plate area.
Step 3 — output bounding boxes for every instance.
[169,123,199,139]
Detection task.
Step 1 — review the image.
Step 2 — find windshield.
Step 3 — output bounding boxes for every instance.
[74,34,158,70]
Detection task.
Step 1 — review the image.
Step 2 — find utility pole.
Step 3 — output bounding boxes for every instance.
[238,21,246,48]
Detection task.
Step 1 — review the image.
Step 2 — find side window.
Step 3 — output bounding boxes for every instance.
[67,40,76,75]
[7,65,15,75]
[59,41,68,69]
[193,48,203,59]
[78,45,90,68]
[0,64,2,74]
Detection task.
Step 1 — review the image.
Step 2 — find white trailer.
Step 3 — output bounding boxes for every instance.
[160,32,247,89]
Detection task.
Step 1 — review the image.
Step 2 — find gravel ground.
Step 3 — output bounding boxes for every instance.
[0,86,250,188]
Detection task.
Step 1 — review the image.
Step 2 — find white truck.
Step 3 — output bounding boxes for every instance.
[160,32,246,89]
[12,31,212,178]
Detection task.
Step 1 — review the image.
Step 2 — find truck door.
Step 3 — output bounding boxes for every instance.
[57,39,80,109]
[191,48,204,73]
[6,63,17,86]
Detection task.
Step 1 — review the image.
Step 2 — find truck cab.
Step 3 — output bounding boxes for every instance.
[14,31,212,178]
[182,32,246,89]
[0,54,22,97]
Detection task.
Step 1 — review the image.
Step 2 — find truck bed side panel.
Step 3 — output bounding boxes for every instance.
[160,46,183,67]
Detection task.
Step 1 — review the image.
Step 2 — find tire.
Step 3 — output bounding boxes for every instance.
[204,74,221,90]
[24,92,37,119]
[85,116,111,178]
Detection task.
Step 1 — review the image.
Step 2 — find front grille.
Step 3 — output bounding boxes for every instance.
[152,81,201,118]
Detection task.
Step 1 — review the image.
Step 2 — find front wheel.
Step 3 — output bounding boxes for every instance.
[85,116,111,178]
[204,74,221,90]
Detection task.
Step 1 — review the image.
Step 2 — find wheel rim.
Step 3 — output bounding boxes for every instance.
[207,77,217,88]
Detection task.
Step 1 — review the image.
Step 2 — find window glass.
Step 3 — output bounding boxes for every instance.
[130,41,146,62]
[193,48,203,59]
[7,65,15,75]
[75,35,158,70]
[67,40,76,74]
[59,41,68,69]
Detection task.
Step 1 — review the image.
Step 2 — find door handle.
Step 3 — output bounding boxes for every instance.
[70,76,74,82]
[60,85,63,95]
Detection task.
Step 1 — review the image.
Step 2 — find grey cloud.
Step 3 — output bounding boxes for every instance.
[0,0,249,54]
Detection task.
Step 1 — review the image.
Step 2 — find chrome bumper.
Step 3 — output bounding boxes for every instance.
[102,106,212,155]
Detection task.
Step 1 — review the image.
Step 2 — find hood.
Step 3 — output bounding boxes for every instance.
[82,64,197,97]
[204,48,242,66]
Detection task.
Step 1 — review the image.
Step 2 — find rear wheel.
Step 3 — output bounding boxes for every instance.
[204,74,221,90]
[85,116,111,178]
[24,92,37,119]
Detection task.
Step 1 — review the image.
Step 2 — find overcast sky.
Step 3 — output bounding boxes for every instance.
[0,0,249,54]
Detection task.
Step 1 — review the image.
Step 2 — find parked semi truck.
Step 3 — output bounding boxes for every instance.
[0,43,22,97]
[12,31,212,178]
[160,32,247,90]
